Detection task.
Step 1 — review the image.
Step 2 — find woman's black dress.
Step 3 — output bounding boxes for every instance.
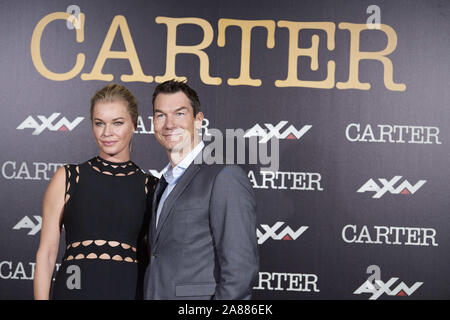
[51,156,157,299]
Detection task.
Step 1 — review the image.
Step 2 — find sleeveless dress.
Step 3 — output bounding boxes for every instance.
[51,156,157,300]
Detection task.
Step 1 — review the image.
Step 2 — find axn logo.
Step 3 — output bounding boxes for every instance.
[357,176,426,198]
[13,216,42,235]
[354,265,423,300]
[17,113,84,135]
[257,222,308,244]
[244,121,312,143]
[354,278,423,300]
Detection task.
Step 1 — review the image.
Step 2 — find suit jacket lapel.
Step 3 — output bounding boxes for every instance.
[153,162,201,247]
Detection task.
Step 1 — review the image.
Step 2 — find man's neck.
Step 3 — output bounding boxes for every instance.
[167,140,201,168]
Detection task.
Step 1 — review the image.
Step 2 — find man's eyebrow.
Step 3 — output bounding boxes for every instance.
[154,106,188,113]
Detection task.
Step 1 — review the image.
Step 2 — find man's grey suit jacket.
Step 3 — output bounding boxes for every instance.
[143,151,259,300]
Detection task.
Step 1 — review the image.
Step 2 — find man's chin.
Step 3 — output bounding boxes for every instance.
[164,143,192,154]
[166,146,183,153]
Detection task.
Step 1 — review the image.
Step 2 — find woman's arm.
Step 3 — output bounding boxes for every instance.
[33,166,66,300]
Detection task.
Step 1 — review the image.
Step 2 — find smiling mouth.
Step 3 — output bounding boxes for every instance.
[163,134,183,141]
[102,141,117,146]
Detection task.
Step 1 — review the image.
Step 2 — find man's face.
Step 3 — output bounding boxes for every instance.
[153,91,204,154]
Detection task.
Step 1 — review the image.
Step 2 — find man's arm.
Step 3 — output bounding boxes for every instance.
[209,165,259,300]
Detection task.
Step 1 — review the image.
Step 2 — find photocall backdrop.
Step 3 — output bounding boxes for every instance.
[0,0,449,299]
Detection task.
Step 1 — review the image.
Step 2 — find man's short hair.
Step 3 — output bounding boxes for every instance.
[152,80,201,116]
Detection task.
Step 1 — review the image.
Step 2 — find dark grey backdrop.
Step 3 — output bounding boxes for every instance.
[0,0,449,299]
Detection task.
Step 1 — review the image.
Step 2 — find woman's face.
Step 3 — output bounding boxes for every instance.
[92,100,135,161]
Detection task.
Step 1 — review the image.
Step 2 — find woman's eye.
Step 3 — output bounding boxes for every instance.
[95,122,103,126]
[176,112,184,116]
[114,122,123,125]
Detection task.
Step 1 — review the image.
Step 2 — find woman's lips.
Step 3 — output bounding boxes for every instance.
[102,141,117,146]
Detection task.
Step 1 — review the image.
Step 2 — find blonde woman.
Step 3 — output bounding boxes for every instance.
[34,84,157,299]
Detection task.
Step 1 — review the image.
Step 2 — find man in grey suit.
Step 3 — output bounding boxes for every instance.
[143,80,259,300]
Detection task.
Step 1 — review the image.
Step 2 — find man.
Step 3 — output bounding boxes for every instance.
[143,80,259,300]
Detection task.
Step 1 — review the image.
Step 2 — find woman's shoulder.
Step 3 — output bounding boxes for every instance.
[144,173,159,186]
[61,160,88,175]
[58,159,94,182]
[130,160,158,183]
[143,173,158,197]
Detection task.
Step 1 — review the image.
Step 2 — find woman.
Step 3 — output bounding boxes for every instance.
[34,84,158,299]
